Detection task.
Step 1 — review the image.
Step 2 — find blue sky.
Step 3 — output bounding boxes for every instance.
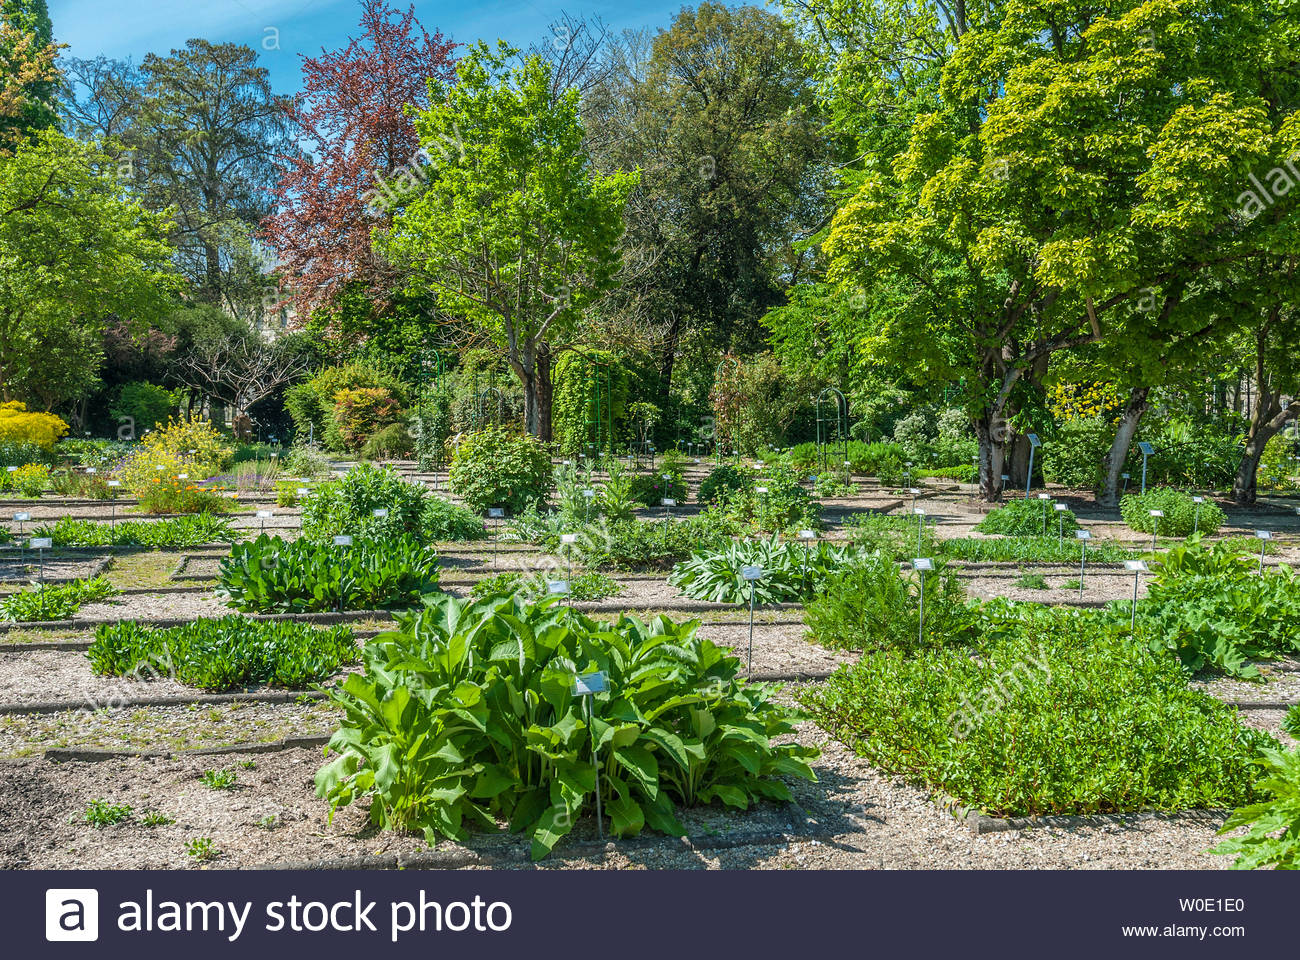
[48,0,691,91]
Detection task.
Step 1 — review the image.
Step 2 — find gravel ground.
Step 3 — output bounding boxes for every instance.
[961,571,1143,605]
[1194,657,1300,705]
[0,556,108,584]
[0,717,1243,871]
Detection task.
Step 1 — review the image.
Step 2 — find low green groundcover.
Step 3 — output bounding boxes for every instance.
[89,616,357,691]
[803,604,1273,818]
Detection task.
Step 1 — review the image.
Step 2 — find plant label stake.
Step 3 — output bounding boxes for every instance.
[489,507,504,567]
[561,532,578,583]
[548,578,571,609]
[1037,493,1051,535]
[908,487,921,512]
[913,507,926,555]
[12,512,28,539]
[582,488,595,522]
[1148,509,1164,550]
[106,480,120,530]
[372,508,389,520]
[30,537,51,616]
[1193,496,1204,535]
[1137,442,1155,494]
[256,509,272,535]
[1075,530,1092,598]
[843,459,852,486]
[572,670,608,839]
[1055,503,1068,548]
[333,535,352,613]
[1125,559,1148,631]
[798,529,816,585]
[1256,531,1272,575]
[912,558,934,646]
[1121,472,1130,496]
[741,565,764,674]
[1025,434,1042,495]
[296,487,310,500]
[662,497,675,520]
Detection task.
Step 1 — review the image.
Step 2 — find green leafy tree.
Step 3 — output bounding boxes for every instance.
[0,130,174,407]
[381,42,636,439]
[0,0,58,148]
[808,0,1300,500]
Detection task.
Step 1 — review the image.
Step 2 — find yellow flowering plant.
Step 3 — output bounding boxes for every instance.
[0,402,69,449]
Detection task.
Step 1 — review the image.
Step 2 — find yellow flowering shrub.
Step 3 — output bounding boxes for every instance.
[1046,382,1126,424]
[139,416,232,477]
[0,402,69,449]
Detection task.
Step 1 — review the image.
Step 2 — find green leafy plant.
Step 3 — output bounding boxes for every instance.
[83,799,133,827]
[33,515,236,548]
[697,464,753,505]
[936,536,1136,564]
[1134,538,1300,676]
[469,570,622,602]
[316,592,817,859]
[140,810,174,827]
[299,463,426,544]
[184,836,218,862]
[217,534,440,613]
[89,616,358,691]
[0,576,118,622]
[1213,745,1300,869]
[805,605,1274,817]
[805,555,977,652]
[975,498,1081,536]
[199,769,237,790]
[669,536,860,604]
[597,460,639,522]
[420,495,487,542]
[449,427,552,514]
[1014,573,1049,590]
[1120,488,1225,537]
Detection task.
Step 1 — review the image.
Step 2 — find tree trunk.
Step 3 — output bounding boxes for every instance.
[975,415,1008,502]
[1099,387,1150,507]
[1231,396,1297,506]
[536,343,554,443]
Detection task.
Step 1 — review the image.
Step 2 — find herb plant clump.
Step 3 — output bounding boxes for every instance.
[1214,745,1300,870]
[1120,488,1225,537]
[33,515,237,548]
[316,592,817,859]
[669,536,862,604]
[805,555,976,652]
[299,463,427,544]
[974,498,1081,536]
[0,576,118,622]
[697,464,752,505]
[804,605,1274,818]
[89,616,358,691]
[218,534,440,613]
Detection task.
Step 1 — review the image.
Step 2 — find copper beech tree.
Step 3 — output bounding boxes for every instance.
[262,0,456,319]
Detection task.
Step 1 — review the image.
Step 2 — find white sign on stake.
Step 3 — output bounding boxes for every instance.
[1149,510,1164,518]
[547,580,570,595]
[561,533,578,545]
[333,535,353,547]
[86,468,96,475]
[798,529,817,540]
[1125,559,1149,573]
[755,487,769,495]
[741,565,764,581]
[1055,503,1068,512]
[372,508,389,519]
[582,489,595,498]
[296,488,310,496]
[488,507,505,519]
[572,672,607,696]
[28,538,51,549]
[1256,530,1273,541]
[662,498,676,507]
[1194,496,1205,504]
[12,513,29,522]
[107,480,120,488]
[256,510,273,519]
[913,507,925,516]
[1076,530,1092,541]
[1037,493,1051,501]
[912,558,934,571]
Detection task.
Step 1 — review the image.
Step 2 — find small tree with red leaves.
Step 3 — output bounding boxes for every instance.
[262,1,456,319]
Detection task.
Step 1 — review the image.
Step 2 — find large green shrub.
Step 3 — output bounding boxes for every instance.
[218,534,440,612]
[1120,488,1225,536]
[1041,417,1110,489]
[698,464,753,504]
[89,616,357,691]
[805,605,1274,817]
[315,592,817,858]
[300,463,426,544]
[285,362,410,451]
[449,427,552,513]
[110,382,176,433]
